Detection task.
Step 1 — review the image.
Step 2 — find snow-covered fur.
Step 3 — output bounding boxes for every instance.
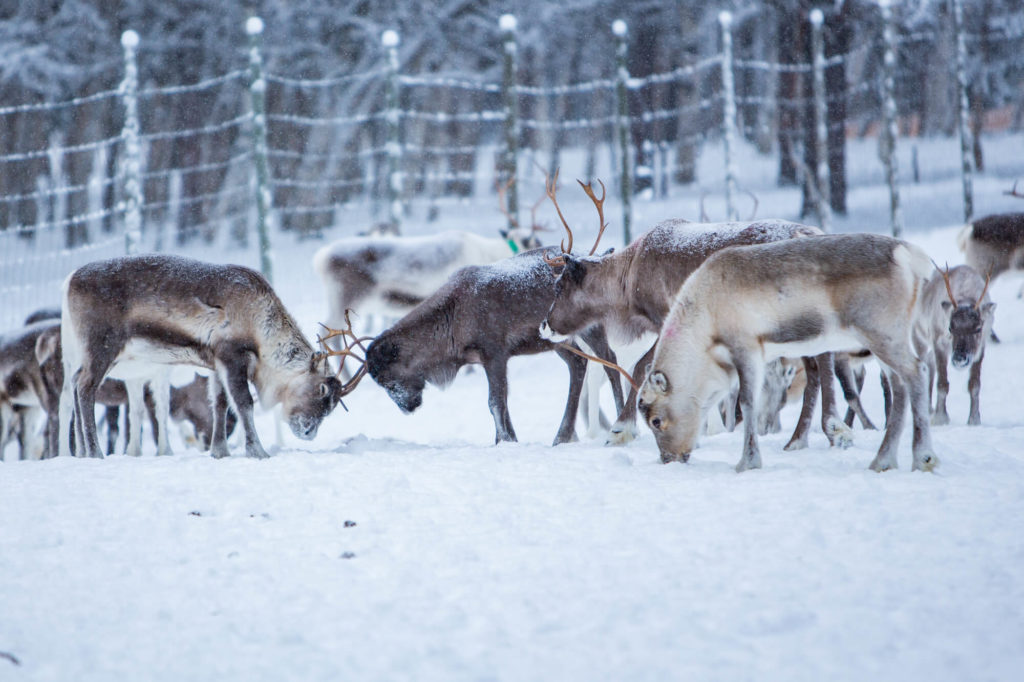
[638,233,938,473]
[58,255,343,460]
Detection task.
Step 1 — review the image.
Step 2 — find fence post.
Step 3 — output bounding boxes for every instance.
[120,30,143,255]
[382,29,403,232]
[499,14,520,235]
[810,9,832,232]
[950,0,974,222]
[879,0,904,238]
[246,16,274,283]
[718,12,739,222]
[613,19,633,244]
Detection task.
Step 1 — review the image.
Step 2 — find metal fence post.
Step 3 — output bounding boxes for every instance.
[950,0,974,222]
[246,16,274,283]
[810,9,832,232]
[718,12,739,222]
[613,19,633,243]
[120,29,143,255]
[499,14,520,235]
[879,0,904,238]
[382,29,403,232]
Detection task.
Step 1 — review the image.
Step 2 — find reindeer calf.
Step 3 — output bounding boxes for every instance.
[915,265,994,426]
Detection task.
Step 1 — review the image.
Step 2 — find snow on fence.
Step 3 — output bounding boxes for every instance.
[0,7,1019,331]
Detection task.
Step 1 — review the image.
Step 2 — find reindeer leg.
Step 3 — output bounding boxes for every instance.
[817,353,854,448]
[967,351,984,426]
[579,327,625,413]
[216,353,269,459]
[207,373,231,458]
[104,406,120,455]
[607,342,655,446]
[147,372,173,456]
[482,356,517,444]
[836,355,877,431]
[932,344,951,426]
[784,356,819,451]
[125,379,146,456]
[870,368,907,472]
[732,350,764,472]
[553,345,587,446]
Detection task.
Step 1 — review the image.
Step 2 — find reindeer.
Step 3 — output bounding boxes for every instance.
[33,323,236,456]
[956,182,1024,286]
[535,175,872,450]
[637,232,939,473]
[313,181,544,338]
[0,322,53,459]
[58,254,356,459]
[914,265,994,426]
[364,242,624,446]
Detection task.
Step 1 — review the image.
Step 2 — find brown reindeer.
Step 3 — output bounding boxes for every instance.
[638,233,938,473]
[957,181,1024,285]
[535,174,871,450]
[364,244,624,446]
[58,255,355,459]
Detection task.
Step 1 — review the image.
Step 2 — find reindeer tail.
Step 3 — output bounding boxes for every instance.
[956,221,974,254]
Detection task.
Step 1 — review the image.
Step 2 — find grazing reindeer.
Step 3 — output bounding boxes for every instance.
[313,181,544,337]
[365,245,623,446]
[58,254,353,460]
[915,265,994,426]
[637,233,939,473]
[1,322,54,459]
[956,182,1024,285]
[534,175,866,449]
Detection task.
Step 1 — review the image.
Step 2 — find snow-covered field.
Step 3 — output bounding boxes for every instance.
[3,135,1024,681]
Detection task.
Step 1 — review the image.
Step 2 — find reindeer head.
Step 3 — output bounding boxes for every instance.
[536,170,614,342]
[938,265,995,369]
[282,314,369,440]
[638,317,736,463]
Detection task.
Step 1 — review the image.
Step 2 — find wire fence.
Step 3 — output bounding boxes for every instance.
[1,3,1022,331]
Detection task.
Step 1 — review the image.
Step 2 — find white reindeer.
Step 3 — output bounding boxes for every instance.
[638,233,939,473]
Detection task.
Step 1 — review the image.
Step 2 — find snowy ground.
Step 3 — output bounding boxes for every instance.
[2,135,1024,681]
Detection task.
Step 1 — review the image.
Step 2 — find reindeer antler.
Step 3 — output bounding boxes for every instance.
[556,342,639,392]
[579,179,608,256]
[937,261,958,307]
[1004,180,1024,199]
[975,270,992,310]
[542,170,611,267]
[542,169,574,267]
[316,310,373,397]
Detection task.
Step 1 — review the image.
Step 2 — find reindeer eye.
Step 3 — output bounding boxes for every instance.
[650,417,662,430]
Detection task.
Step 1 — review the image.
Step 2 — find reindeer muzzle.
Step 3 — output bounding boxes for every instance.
[659,449,690,465]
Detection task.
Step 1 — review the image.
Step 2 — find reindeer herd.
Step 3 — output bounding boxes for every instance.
[2,176,1023,473]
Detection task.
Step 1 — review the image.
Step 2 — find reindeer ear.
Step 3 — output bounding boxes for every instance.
[649,371,670,395]
[981,302,996,316]
[941,301,953,312]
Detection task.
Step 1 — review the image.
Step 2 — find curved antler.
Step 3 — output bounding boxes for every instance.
[975,270,991,310]
[1004,180,1024,199]
[316,310,373,397]
[937,261,958,307]
[579,178,608,256]
[542,169,574,267]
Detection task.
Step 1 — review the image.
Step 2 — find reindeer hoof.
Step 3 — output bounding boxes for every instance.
[869,457,896,472]
[783,437,808,452]
[913,453,939,472]
[605,425,637,446]
[967,415,981,427]
[931,412,950,426]
[826,418,854,450]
